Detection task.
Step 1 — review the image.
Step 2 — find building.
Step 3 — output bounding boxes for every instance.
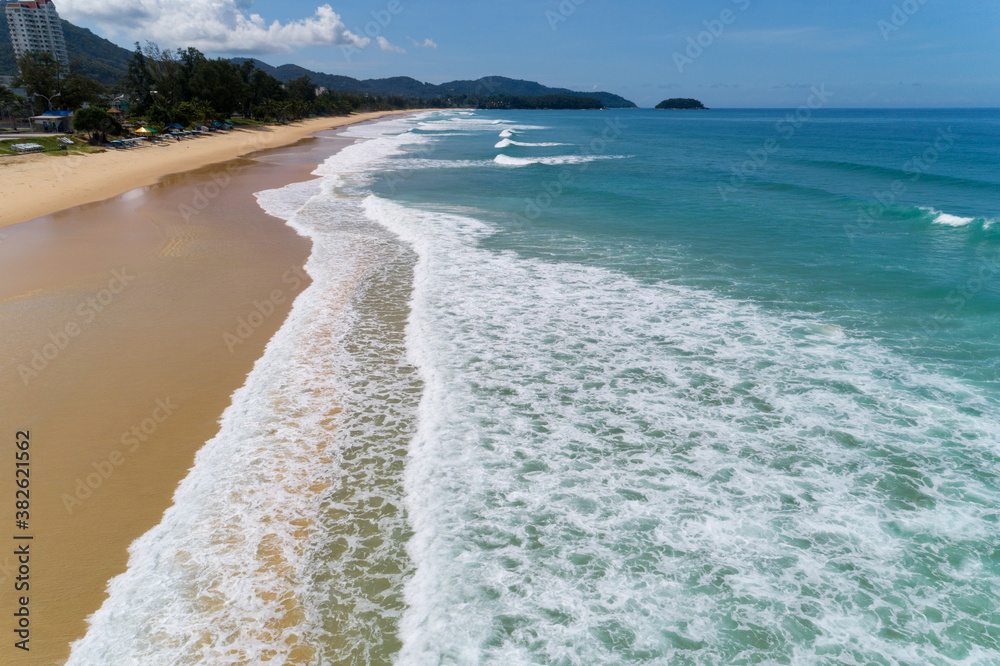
[5,0,69,67]
[30,108,72,132]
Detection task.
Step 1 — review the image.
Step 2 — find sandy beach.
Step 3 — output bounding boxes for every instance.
[0,111,421,664]
[0,111,417,230]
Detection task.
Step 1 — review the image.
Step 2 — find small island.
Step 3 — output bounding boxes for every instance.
[656,98,708,110]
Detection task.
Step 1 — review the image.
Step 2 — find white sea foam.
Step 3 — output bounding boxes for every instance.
[494,138,570,148]
[69,109,1000,665]
[68,112,434,666]
[364,197,1000,664]
[499,129,514,138]
[390,158,493,170]
[934,213,977,226]
[416,118,547,134]
[494,153,631,167]
[921,207,979,227]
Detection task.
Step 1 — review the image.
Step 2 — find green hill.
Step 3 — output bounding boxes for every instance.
[59,19,132,84]
[1,14,637,107]
[0,12,132,85]
[233,59,638,108]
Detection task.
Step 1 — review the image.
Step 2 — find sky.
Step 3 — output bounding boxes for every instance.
[54,0,1000,108]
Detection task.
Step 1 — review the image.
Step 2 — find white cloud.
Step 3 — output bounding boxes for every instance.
[57,0,369,54]
[409,37,438,49]
[377,36,406,54]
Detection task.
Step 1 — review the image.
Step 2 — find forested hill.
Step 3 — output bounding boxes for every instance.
[232,59,637,108]
[59,19,133,84]
[0,14,636,108]
[0,13,132,85]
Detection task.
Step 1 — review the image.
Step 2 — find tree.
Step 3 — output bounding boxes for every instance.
[73,106,123,144]
[142,42,184,108]
[247,69,285,115]
[61,73,106,110]
[188,58,246,117]
[177,99,216,126]
[13,51,65,112]
[177,47,207,101]
[124,43,156,114]
[286,75,316,104]
[0,84,26,127]
[237,59,256,86]
[147,102,187,127]
[0,84,16,110]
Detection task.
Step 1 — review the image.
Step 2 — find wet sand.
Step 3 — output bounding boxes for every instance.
[0,121,389,664]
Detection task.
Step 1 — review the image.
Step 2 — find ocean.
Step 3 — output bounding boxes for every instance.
[69,109,1000,664]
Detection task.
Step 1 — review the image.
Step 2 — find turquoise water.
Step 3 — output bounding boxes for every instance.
[389,110,1000,375]
[383,109,1000,664]
[70,110,1000,665]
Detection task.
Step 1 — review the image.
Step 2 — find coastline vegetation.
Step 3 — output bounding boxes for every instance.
[0,43,613,153]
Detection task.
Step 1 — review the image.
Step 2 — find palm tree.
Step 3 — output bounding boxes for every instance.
[73,106,123,144]
[0,86,33,130]
[0,85,19,128]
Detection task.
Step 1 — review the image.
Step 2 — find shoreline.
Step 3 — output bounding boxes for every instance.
[0,111,423,664]
[0,110,420,230]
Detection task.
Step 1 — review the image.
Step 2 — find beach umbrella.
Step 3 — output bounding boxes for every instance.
[134,127,155,135]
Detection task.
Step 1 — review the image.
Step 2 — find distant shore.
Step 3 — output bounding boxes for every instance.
[0,110,420,229]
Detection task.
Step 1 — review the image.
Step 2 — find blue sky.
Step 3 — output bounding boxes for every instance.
[59,0,1000,107]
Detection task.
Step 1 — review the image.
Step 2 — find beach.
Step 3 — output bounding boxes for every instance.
[0,111,417,230]
[0,111,417,665]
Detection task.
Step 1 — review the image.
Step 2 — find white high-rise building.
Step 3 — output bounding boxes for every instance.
[5,0,69,66]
